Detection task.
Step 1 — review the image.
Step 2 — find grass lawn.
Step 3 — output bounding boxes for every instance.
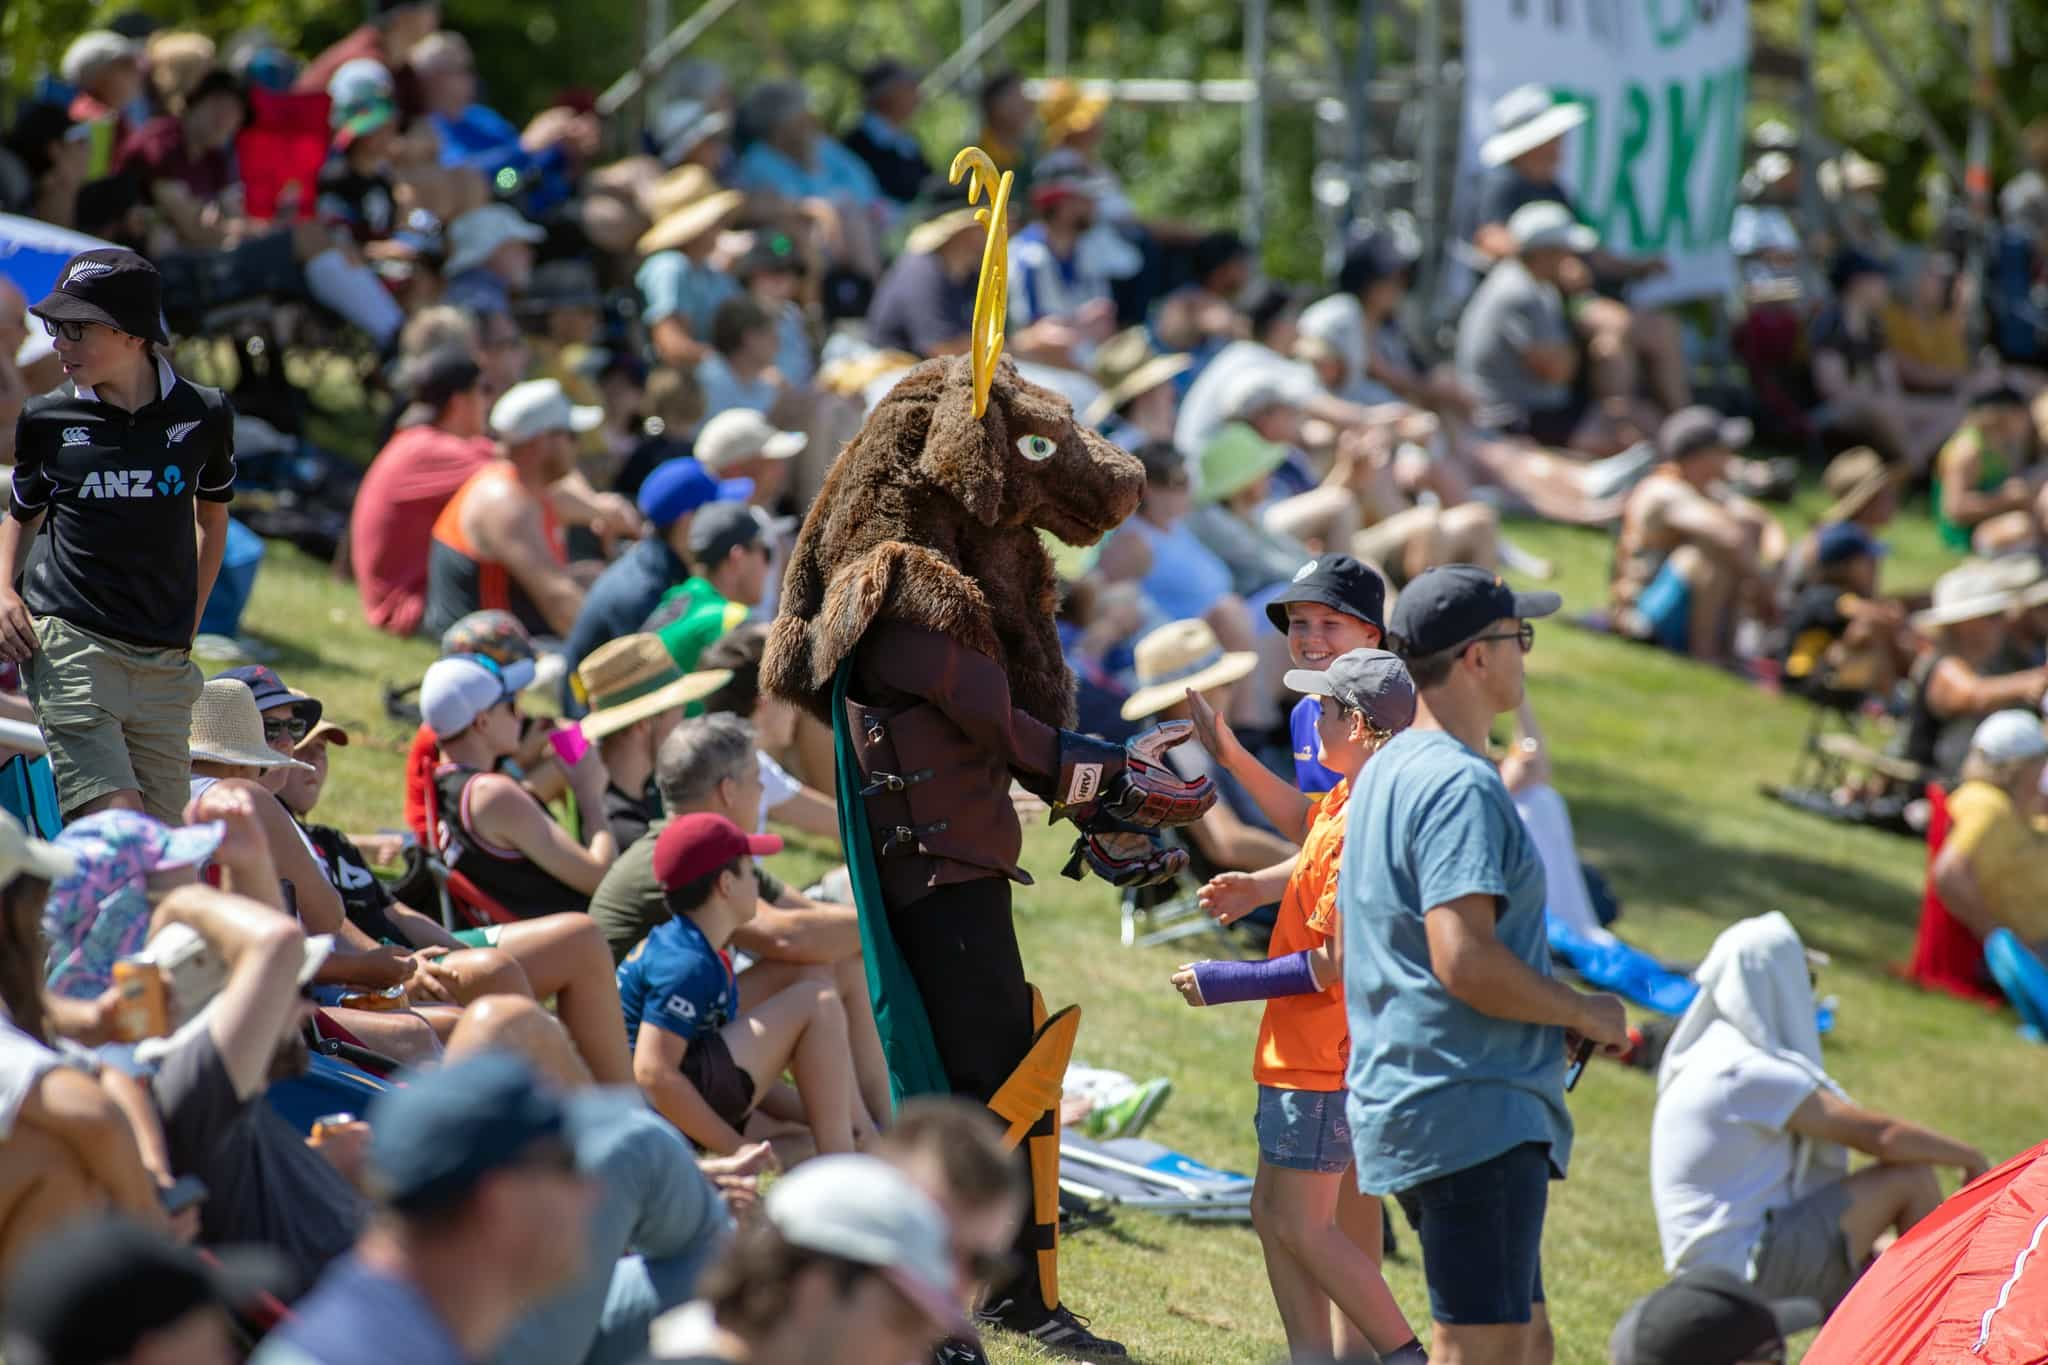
[236,489,2042,1365]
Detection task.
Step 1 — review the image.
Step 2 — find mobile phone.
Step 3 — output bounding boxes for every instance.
[160,1175,209,1215]
[1564,1038,1596,1092]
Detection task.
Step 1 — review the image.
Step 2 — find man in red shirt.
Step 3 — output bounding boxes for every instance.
[351,347,495,635]
[294,0,441,121]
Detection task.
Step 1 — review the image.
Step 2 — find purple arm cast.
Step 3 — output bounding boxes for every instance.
[1191,951,1319,1005]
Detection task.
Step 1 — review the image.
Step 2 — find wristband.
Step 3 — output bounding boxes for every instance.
[1191,951,1319,1005]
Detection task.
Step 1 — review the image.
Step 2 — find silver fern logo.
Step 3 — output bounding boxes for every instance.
[165,420,200,446]
[64,261,114,287]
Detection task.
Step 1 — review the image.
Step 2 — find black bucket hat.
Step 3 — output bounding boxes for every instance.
[30,247,169,344]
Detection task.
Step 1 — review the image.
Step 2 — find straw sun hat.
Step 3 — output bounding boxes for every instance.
[637,188,746,257]
[1819,446,1905,526]
[1909,559,2042,632]
[1120,620,1258,722]
[1084,327,1193,428]
[577,634,732,742]
[188,680,312,772]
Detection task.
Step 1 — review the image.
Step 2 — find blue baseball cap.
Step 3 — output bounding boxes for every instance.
[367,1053,572,1212]
[636,456,752,530]
[211,664,321,725]
[1815,521,1888,567]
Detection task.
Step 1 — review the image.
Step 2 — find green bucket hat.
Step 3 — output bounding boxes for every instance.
[1198,422,1290,504]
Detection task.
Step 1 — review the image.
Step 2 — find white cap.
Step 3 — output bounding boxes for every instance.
[327,56,395,111]
[1509,201,1598,254]
[694,409,805,471]
[1972,710,2048,765]
[61,31,140,86]
[444,203,547,277]
[0,808,75,893]
[764,1155,970,1337]
[491,378,604,445]
[419,656,513,739]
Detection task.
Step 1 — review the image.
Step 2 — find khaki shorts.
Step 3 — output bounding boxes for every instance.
[23,617,202,823]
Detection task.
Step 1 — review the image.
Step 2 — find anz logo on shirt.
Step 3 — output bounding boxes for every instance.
[73,465,188,499]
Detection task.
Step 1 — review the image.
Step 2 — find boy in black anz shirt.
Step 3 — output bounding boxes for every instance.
[0,248,235,822]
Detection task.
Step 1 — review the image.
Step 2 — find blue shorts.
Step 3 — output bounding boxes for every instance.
[1633,559,1693,653]
[1254,1086,1352,1174]
[1393,1141,1550,1325]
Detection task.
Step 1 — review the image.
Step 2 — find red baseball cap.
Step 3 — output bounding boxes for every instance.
[653,812,782,889]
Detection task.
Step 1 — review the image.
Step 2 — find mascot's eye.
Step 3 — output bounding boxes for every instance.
[1017,434,1058,463]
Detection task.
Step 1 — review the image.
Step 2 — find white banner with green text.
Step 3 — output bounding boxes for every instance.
[1463,0,1750,308]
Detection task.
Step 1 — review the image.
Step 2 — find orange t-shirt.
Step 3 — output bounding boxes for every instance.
[1253,779,1352,1091]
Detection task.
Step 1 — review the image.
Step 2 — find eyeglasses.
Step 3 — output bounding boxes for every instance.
[1467,621,1536,654]
[264,715,311,744]
[42,319,90,343]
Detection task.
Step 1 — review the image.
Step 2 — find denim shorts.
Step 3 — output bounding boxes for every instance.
[1253,1086,1352,1174]
[1393,1141,1550,1325]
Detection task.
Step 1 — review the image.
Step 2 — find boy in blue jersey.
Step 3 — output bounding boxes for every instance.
[618,811,870,1158]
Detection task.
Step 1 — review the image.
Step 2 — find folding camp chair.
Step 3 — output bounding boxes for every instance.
[1119,826,1270,955]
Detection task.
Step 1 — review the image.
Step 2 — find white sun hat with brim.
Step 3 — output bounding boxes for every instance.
[1509,201,1598,255]
[1481,84,1589,167]
[1910,560,2038,632]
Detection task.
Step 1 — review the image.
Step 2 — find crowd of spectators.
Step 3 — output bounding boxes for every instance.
[1,11,2047,1365]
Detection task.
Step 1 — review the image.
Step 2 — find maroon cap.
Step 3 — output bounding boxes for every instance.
[653,812,782,889]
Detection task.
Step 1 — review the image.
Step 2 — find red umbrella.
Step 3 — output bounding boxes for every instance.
[1804,1139,2048,1365]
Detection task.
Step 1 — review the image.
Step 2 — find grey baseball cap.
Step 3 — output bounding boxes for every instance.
[1283,647,1417,732]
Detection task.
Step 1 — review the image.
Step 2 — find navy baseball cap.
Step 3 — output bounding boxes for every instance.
[636,456,752,530]
[367,1052,572,1212]
[1815,521,1888,566]
[214,665,322,726]
[1265,554,1387,633]
[1389,564,1561,659]
[1283,647,1417,732]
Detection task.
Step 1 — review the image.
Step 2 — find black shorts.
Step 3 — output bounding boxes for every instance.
[1508,397,1589,448]
[680,1031,756,1132]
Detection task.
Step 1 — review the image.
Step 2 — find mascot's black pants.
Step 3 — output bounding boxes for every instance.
[887,876,1059,1311]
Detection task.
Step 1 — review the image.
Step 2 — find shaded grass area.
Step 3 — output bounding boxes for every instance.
[242,483,2042,1364]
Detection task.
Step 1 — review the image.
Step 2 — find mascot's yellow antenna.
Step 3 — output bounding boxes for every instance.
[949,146,1011,419]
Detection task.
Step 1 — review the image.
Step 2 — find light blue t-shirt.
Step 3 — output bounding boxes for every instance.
[1339,727,1571,1194]
[636,251,741,332]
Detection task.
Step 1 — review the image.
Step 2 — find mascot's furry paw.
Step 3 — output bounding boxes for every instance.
[1061,825,1189,889]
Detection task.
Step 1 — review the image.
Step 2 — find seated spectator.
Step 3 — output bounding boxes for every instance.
[0,815,170,1280]
[1932,383,2039,555]
[696,627,841,837]
[441,201,544,320]
[1457,202,1645,455]
[421,654,619,916]
[649,98,730,175]
[352,347,495,635]
[276,709,636,1088]
[1152,230,1254,360]
[637,187,746,369]
[425,378,602,640]
[3,102,90,228]
[410,31,594,217]
[1901,564,2048,779]
[316,95,401,245]
[62,31,144,145]
[1884,249,1975,396]
[144,30,220,115]
[619,814,869,1156]
[1812,250,1965,474]
[1924,711,2048,995]
[1651,912,1987,1315]
[731,81,881,279]
[1780,447,1903,601]
[647,502,776,671]
[1612,409,1786,661]
[580,634,730,849]
[841,59,930,207]
[867,208,983,358]
[646,1155,968,1364]
[1990,176,2048,370]
[1607,1268,1821,1365]
[698,296,785,418]
[1008,151,1118,360]
[616,366,709,503]
[589,712,887,1119]
[561,457,748,697]
[1469,84,1688,414]
[1084,327,1191,448]
[736,234,817,391]
[522,259,607,408]
[695,408,802,510]
[1187,423,1312,601]
[1779,523,1909,705]
[114,67,247,236]
[1120,621,1297,875]
[294,0,439,120]
[1303,231,1475,422]
[975,68,1039,177]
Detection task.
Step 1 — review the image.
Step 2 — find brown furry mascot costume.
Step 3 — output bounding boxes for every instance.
[764,283,1215,1353]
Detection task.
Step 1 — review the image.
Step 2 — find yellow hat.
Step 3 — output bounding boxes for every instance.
[1039,79,1110,147]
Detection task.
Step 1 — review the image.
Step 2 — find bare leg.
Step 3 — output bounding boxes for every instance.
[442,992,595,1090]
[1439,502,1502,570]
[1256,1162,1416,1357]
[791,711,839,798]
[73,789,144,819]
[738,957,886,1137]
[721,980,859,1155]
[1578,298,1640,403]
[437,946,533,1002]
[327,1005,443,1067]
[493,915,635,1086]
[1432,1320,1542,1365]
[0,1127,104,1282]
[1261,484,1362,554]
[1526,1302,1555,1365]
[1631,309,1691,413]
[1251,1161,1335,1356]
[1836,1163,1945,1264]
[1669,547,1737,661]
[1974,510,2039,556]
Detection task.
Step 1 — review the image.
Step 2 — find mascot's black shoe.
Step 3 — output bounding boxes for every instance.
[977,1299,1128,1359]
[932,1337,991,1365]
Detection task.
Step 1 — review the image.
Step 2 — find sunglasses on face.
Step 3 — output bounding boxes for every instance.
[264,715,311,744]
[42,319,92,343]
[1467,621,1536,654]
